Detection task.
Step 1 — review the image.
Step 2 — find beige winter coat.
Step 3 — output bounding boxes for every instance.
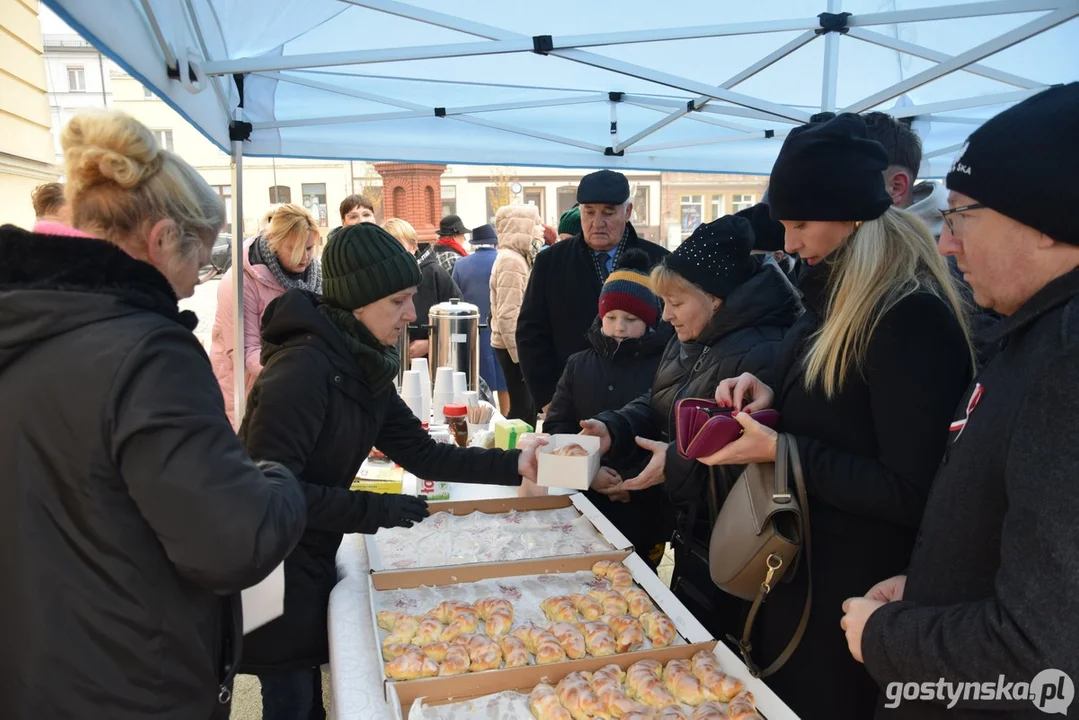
[490,204,542,362]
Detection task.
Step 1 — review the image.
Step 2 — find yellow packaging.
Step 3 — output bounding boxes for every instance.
[493,419,533,449]
[352,458,405,493]
[351,478,404,494]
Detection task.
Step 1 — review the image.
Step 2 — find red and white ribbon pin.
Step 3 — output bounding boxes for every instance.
[949,382,984,441]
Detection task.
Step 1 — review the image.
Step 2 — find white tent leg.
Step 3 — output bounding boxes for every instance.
[230,111,246,428]
[821,0,842,112]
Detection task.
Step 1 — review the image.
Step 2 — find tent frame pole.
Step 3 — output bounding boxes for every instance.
[230,108,246,428]
[612,30,817,154]
[844,27,1043,88]
[887,88,1044,117]
[843,4,1078,112]
[820,0,842,113]
[137,0,176,69]
[180,0,234,120]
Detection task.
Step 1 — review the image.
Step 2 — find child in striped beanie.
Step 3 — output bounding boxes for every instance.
[597,249,660,338]
[540,247,672,568]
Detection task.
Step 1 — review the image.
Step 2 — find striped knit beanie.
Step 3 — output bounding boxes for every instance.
[598,249,660,327]
[322,223,422,310]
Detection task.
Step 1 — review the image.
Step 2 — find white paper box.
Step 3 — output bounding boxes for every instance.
[241,562,285,634]
[537,434,600,490]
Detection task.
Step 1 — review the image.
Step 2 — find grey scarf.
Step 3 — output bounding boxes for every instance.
[255,233,322,293]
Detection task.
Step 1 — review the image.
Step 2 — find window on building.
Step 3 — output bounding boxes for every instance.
[680,195,703,237]
[556,186,577,218]
[302,183,328,227]
[151,129,174,152]
[631,185,649,226]
[732,194,755,213]
[212,185,232,234]
[486,185,511,225]
[711,195,725,221]
[269,185,291,204]
[523,187,544,219]
[67,66,86,92]
[143,85,154,99]
[441,185,457,218]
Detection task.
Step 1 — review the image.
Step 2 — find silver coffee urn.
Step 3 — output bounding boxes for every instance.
[428,298,480,391]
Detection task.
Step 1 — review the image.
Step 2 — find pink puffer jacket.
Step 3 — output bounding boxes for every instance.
[209,236,285,425]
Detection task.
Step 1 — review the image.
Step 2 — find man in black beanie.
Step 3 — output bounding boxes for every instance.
[844,82,1079,719]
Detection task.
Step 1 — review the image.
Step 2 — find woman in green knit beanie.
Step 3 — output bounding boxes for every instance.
[237,222,544,718]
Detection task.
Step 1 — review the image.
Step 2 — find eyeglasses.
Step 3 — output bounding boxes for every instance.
[939,203,986,235]
[197,263,221,285]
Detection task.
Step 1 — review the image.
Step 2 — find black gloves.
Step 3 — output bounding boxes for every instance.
[378,494,430,529]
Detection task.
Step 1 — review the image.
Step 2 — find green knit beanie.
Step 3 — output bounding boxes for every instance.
[558,206,581,236]
[321,223,422,310]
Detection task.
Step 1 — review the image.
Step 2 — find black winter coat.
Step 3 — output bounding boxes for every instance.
[412,247,462,342]
[753,261,973,720]
[596,263,801,542]
[863,269,1079,720]
[517,225,668,409]
[0,226,306,719]
[544,319,674,560]
[238,290,522,671]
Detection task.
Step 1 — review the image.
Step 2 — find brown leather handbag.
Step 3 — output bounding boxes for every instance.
[707,433,811,678]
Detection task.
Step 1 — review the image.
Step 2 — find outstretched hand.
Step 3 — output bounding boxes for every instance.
[621,437,668,492]
[516,434,550,482]
[579,419,612,455]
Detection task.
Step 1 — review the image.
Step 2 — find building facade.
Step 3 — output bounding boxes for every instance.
[1,0,59,229]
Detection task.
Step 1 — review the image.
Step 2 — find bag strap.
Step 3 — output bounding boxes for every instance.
[706,466,719,522]
[773,432,792,504]
[729,434,813,678]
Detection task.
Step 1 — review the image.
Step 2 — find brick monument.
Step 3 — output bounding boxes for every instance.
[374,162,447,243]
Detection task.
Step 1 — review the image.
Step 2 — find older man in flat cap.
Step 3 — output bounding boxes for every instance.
[517,170,668,414]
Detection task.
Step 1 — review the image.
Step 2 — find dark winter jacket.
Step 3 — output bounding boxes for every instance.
[238,289,522,671]
[412,247,462,342]
[517,225,668,409]
[0,225,307,720]
[433,238,468,274]
[752,260,973,720]
[863,269,1079,720]
[451,247,503,390]
[596,262,801,543]
[947,255,1002,367]
[544,318,674,556]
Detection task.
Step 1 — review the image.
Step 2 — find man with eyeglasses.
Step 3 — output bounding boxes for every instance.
[840,82,1079,719]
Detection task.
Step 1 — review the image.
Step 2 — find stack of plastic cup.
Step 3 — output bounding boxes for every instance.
[410,357,431,423]
[400,370,424,420]
[432,366,454,425]
[452,372,468,404]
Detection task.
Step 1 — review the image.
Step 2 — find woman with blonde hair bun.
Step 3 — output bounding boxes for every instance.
[0,110,306,719]
[211,202,321,424]
[700,114,974,719]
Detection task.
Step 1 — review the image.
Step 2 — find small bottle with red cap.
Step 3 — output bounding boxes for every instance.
[443,403,469,447]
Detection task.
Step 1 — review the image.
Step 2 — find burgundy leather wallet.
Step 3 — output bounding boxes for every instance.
[674,398,781,459]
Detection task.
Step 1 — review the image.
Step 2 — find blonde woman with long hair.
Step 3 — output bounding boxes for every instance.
[0,110,305,718]
[210,203,321,424]
[700,114,974,720]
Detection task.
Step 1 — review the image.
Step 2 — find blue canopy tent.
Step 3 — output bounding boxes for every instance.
[43,0,1079,420]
